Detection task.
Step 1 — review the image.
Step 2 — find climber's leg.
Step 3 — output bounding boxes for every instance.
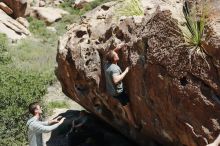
[123,104,136,126]
[114,91,137,127]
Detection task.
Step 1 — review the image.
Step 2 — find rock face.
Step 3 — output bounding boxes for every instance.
[56,0,220,146]
[1,0,27,18]
[16,17,29,28]
[0,9,30,40]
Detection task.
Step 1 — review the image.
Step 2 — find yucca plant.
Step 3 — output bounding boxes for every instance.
[182,0,210,67]
[116,0,144,17]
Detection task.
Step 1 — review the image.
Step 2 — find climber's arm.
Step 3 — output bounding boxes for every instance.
[112,67,130,84]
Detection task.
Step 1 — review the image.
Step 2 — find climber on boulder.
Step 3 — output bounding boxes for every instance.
[104,43,137,127]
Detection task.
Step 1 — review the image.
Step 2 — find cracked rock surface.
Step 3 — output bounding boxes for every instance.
[56,0,220,145]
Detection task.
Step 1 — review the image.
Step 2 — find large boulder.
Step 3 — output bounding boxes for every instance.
[0,2,13,15]
[29,7,69,25]
[39,1,46,7]
[1,0,27,18]
[73,0,95,9]
[0,9,30,41]
[56,0,220,146]
[53,0,64,6]
[16,17,29,28]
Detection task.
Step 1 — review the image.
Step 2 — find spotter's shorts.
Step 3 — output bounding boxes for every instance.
[113,91,129,106]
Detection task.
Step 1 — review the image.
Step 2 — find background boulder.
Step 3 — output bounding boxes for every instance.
[0,9,30,41]
[1,0,27,18]
[29,7,69,25]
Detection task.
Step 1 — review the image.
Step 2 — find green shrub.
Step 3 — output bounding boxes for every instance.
[8,38,57,74]
[181,1,210,67]
[182,1,208,51]
[28,17,56,41]
[48,101,70,109]
[54,14,80,36]
[60,0,113,15]
[82,0,113,14]
[46,101,70,116]
[0,66,53,145]
[116,0,144,17]
[60,0,81,14]
[0,33,11,64]
[28,17,46,34]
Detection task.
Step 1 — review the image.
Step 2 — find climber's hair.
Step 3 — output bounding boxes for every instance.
[106,50,115,63]
[28,102,40,115]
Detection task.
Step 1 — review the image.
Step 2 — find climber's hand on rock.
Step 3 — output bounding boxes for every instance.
[56,116,63,121]
[125,66,130,73]
[59,117,66,124]
[49,116,62,124]
[120,43,128,52]
[115,43,127,52]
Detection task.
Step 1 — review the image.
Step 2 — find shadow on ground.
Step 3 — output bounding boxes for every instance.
[46,110,140,146]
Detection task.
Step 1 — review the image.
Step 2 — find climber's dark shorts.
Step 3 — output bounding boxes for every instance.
[113,91,129,106]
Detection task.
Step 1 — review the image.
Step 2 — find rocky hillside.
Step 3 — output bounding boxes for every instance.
[56,0,220,146]
[0,0,69,40]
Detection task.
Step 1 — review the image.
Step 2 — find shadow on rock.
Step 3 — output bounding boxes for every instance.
[46,110,140,146]
[46,110,164,146]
